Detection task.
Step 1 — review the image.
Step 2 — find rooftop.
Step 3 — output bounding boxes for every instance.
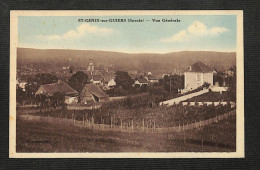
[186,62,213,73]
[84,84,108,98]
[39,80,78,96]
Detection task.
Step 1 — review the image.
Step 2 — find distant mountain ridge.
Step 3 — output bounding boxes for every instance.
[17,48,236,73]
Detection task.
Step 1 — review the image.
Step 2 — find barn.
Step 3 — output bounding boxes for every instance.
[35,80,78,104]
[135,77,149,86]
[146,75,159,84]
[80,84,109,104]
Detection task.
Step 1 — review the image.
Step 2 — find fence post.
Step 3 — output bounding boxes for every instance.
[183,122,184,131]
[143,119,145,132]
[201,138,204,150]
[47,114,49,122]
[91,117,94,130]
[128,121,130,135]
[110,116,113,129]
[83,114,84,126]
[121,119,122,131]
[179,124,180,131]
[132,119,134,132]
[184,128,186,143]
[153,121,155,132]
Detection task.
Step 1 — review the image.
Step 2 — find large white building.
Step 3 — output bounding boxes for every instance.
[184,62,213,90]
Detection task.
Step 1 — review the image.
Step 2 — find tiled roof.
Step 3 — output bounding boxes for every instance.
[186,62,213,73]
[137,77,149,83]
[40,80,78,96]
[84,84,108,98]
[92,74,103,81]
[147,75,159,80]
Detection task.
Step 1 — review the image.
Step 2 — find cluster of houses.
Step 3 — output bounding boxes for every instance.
[17,59,235,107]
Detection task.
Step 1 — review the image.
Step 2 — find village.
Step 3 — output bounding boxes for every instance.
[16,57,236,152]
[17,59,236,106]
[14,52,238,153]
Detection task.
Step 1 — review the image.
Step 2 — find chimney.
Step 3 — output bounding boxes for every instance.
[189,66,192,71]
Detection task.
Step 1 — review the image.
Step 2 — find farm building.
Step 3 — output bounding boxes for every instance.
[135,77,149,86]
[146,75,159,84]
[90,74,103,85]
[35,80,78,104]
[107,77,116,87]
[184,62,213,91]
[80,84,109,104]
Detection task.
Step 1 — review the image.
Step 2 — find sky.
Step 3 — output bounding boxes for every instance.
[18,15,237,53]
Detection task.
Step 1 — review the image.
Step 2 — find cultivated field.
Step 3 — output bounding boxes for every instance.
[16,114,236,152]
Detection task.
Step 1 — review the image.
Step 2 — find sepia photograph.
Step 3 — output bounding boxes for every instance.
[9,10,244,158]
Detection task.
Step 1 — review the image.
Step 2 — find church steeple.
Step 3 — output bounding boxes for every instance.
[87,59,94,71]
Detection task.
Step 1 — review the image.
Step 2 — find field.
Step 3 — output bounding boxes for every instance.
[22,103,233,131]
[16,114,236,152]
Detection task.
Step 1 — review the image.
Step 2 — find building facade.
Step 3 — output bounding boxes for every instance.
[184,62,213,90]
[35,80,78,104]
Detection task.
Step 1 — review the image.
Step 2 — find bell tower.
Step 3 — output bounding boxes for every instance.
[87,59,94,71]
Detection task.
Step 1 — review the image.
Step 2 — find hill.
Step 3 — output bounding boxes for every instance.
[17,48,236,73]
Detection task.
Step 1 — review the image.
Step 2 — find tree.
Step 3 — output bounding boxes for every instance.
[202,82,211,88]
[69,66,75,74]
[51,92,65,107]
[162,75,184,93]
[68,71,89,92]
[213,72,225,86]
[33,73,58,85]
[35,94,48,107]
[25,73,58,104]
[114,71,134,90]
[16,85,26,105]
[225,66,236,101]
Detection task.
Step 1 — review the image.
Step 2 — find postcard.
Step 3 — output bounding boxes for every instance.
[10,10,244,158]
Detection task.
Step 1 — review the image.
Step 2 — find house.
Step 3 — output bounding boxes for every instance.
[212,68,218,75]
[135,77,149,86]
[107,77,116,88]
[35,80,78,104]
[80,84,109,104]
[162,73,170,79]
[17,80,27,91]
[184,62,213,90]
[146,75,159,84]
[90,74,103,85]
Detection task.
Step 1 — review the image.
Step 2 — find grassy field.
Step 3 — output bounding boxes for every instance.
[175,115,236,150]
[16,115,236,152]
